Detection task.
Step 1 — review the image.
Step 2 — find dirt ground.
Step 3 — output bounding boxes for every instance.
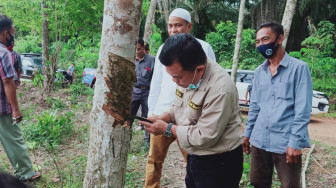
[160,115,336,188]
[308,116,336,147]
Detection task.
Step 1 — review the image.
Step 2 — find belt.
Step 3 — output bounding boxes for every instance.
[188,145,242,160]
[134,85,149,90]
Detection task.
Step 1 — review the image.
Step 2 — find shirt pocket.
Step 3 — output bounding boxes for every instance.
[276,82,294,100]
[185,100,203,125]
[141,67,153,79]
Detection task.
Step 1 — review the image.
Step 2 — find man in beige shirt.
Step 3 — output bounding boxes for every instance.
[140,33,243,187]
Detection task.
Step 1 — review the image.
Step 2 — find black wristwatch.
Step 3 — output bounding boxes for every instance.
[164,123,173,137]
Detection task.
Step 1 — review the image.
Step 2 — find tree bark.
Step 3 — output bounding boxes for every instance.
[41,1,51,96]
[143,0,157,42]
[162,0,169,24]
[83,0,142,187]
[260,0,264,23]
[231,0,246,83]
[281,0,297,49]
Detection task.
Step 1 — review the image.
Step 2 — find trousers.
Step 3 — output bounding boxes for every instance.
[144,134,187,188]
[185,145,243,188]
[0,115,34,180]
[250,146,302,188]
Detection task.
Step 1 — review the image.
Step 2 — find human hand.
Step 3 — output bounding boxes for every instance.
[242,137,251,154]
[140,118,167,135]
[245,100,248,105]
[286,147,302,164]
[12,109,23,124]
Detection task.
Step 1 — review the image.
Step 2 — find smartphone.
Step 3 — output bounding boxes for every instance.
[129,115,153,123]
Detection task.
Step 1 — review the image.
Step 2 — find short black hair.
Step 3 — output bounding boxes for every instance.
[256,21,284,36]
[145,43,149,51]
[137,38,144,47]
[0,15,13,33]
[159,33,206,71]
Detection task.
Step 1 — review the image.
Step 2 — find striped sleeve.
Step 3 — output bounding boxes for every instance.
[0,50,16,80]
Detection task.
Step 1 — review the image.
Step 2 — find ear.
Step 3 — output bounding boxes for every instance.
[278,34,285,45]
[197,65,205,73]
[187,23,192,33]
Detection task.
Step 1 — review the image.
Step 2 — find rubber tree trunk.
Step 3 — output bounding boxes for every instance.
[143,0,157,43]
[281,0,297,50]
[83,0,142,187]
[41,2,51,95]
[162,0,169,24]
[231,0,246,83]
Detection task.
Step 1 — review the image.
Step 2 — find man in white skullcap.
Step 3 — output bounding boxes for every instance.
[144,8,216,188]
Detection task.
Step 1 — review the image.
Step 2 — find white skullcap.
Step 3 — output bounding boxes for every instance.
[169,8,191,23]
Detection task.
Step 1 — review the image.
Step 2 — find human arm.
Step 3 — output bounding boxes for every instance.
[3,78,22,119]
[0,51,22,120]
[286,63,312,163]
[243,72,260,153]
[176,91,235,150]
[245,90,249,105]
[147,45,163,116]
[243,73,260,138]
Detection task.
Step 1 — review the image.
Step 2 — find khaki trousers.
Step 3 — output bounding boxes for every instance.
[0,115,34,180]
[144,134,187,188]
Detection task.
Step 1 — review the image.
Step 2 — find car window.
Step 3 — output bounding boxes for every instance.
[243,74,254,83]
[237,73,254,83]
[22,58,32,66]
[32,57,42,66]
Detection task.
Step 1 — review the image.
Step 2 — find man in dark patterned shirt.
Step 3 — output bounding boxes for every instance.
[0,15,41,181]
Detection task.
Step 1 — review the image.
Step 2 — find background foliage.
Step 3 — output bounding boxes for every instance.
[206,21,264,70]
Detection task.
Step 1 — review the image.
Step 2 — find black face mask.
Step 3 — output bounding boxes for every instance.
[257,35,279,59]
[6,32,14,47]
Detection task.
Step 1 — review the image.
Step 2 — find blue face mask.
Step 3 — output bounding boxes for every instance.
[188,69,202,90]
[257,35,279,59]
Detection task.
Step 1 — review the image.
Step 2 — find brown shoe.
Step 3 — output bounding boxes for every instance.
[28,171,41,181]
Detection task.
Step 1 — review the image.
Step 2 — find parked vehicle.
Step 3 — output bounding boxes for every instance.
[82,68,96,88]
[54,68,72,86]
[21,53,42,79]
[226,69,329,114]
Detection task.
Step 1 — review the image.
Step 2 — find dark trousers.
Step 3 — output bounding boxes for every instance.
[130,96,150,142]
[65,73,73,84]
[185,145,243,188]
[250,146,302,188]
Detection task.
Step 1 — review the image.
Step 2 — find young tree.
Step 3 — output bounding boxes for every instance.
[41,1,52,95]
[281,0,297,49]
[231,0,246,83]
[143,0,157,42]
[83,0,142,187]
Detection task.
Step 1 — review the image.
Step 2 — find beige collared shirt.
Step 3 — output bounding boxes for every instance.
[168,58,242,155]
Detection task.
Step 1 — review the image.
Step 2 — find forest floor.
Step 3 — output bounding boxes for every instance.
[0,81,334,187]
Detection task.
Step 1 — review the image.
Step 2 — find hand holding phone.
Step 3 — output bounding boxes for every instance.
[129,115,153,123]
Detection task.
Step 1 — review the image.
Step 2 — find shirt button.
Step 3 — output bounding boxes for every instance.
[266,126,269,129]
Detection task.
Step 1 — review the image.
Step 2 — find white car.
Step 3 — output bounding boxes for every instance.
[226,69,329,114]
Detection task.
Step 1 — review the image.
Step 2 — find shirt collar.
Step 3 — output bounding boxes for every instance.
[262,52,289,70]
[137,54,147,62]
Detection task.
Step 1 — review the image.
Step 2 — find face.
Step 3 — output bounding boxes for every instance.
[168,17,192,36]
[2,26,15,46]
[255,27,282,47]
[136,44,146,58]
[166,61,205,88]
